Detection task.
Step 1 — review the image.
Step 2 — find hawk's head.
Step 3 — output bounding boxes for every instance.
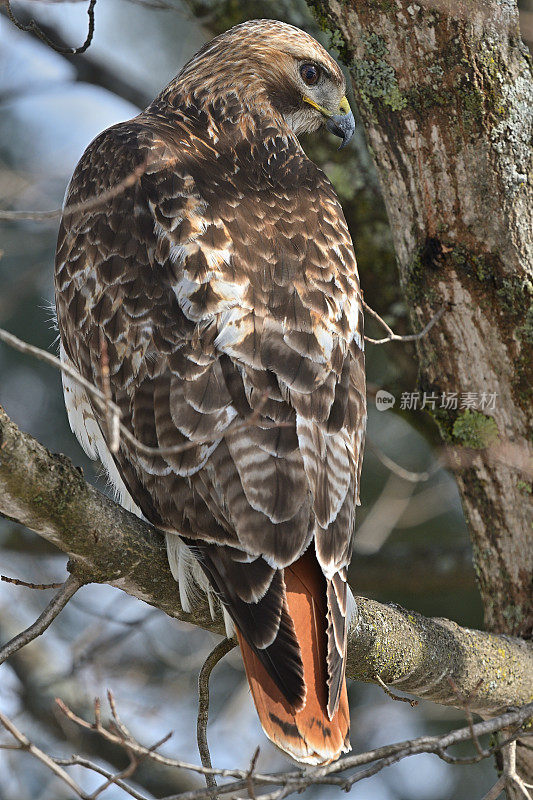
[176,19,355,149]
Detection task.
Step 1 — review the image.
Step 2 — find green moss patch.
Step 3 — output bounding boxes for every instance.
[452,410,499,449]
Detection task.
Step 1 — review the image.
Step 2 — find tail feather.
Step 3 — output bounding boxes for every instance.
[326,571,348,717]
[237,550,350,765]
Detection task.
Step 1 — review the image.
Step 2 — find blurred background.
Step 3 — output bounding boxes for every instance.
[1,1,529,797]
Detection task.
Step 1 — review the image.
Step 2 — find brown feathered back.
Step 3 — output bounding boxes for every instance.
[55,19,366,763]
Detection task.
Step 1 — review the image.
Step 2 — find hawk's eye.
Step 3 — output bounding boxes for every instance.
[300,63,320,86]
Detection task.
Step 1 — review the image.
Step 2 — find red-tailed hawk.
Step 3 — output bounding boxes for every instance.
[55,19,366,765]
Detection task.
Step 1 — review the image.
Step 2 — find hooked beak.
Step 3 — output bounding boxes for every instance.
[303,94,355,149]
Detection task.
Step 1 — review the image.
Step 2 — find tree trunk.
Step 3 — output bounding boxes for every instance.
[308,0,533,788]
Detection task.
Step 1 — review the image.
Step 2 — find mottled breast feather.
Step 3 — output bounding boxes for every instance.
[55,67,366,736]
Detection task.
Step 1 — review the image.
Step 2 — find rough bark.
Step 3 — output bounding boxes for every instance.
[1,405,532,717]
[308,0,533,638]
[306,0,533,788]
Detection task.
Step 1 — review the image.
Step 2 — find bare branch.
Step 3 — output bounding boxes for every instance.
[0,711,87,798]
[0,573,84,665]
[5,0,97,55]
[47,696,533,799]
[245,747,260,800]
[54,757,149,800]
[1,715,523,800]
[89,754,140,800]
[447,676,485,756]
[482,742,533,800]
[481,775,506,800]
[502,741,533,800]
[197,638,237,795]
[55,694,254,782]
[363,302,444,345]
[375,674,418,708]
[0,161,146,222]
[366,438,437,483]
[1,574,64,590]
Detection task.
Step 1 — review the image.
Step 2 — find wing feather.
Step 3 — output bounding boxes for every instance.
[55,104,365,722]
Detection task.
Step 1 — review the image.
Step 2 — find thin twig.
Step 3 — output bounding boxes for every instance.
[54,757,148,800]
[107,689,137,742]
[367,438,437,483]
[51,694,533,799]
[55,692,266,786]
[1,574,64,590]
[0,325,122,430]
[197,638,237,796]
[0,711,87,798]
[447,676,484,756]
[0,327,287,460]
[0,573,84,665]
[5,0,97,55]
[56,692,172,799]
[89,752,139,800]
[364,302,444,345]
[375,674,419,707]
[435,730,522,766]
[246,747,260,800]
[0,162,146,222]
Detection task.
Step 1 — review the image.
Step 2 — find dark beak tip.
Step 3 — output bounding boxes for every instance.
[325,111,356,149]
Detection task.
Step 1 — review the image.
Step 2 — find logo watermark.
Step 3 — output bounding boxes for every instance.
[375,390,498,412]
[375,390,396,411]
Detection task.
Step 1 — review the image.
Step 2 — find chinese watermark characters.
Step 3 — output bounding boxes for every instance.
[375,390,498,412]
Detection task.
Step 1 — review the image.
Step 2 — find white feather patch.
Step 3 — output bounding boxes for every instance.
[346,585,358,631]
[223,607,235,638]
[165,532,213,615]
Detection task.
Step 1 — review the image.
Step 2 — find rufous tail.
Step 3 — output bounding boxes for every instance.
[236,550,350,765]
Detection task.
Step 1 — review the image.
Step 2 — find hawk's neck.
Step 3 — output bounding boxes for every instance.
[147,84,302,157]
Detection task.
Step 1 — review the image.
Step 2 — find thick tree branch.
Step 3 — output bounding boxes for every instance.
[1,405,531,716]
